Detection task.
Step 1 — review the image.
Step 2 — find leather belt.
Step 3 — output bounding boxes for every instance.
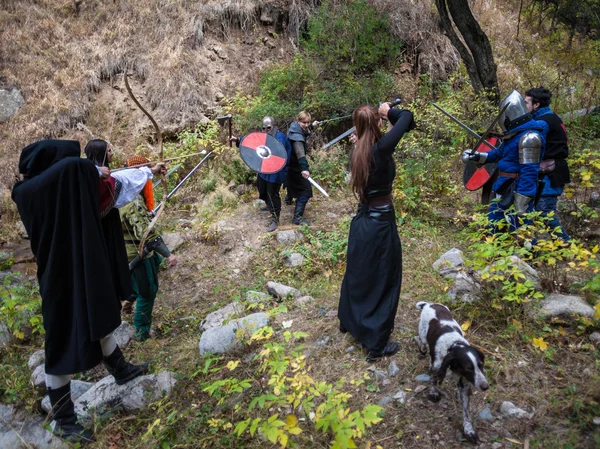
[367,194,393,207]
[499,172,519,179]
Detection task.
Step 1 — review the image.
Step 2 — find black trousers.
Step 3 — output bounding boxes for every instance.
[257,176,282,215]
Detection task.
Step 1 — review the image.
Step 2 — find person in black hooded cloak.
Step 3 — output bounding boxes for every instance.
[12,140,149,444]
[337,102,415,363]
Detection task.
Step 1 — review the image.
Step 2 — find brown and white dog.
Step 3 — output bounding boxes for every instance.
[416,301,489,443]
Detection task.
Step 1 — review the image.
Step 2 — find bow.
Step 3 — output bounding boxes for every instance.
[123,72,168,257]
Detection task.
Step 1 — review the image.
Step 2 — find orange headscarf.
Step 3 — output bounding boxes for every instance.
[126,156,155,211]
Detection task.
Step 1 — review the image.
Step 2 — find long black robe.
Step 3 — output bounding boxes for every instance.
[338,109,415,353]
[12,140,121,375]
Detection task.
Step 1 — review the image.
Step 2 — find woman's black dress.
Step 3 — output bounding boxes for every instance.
[338,109,415,352]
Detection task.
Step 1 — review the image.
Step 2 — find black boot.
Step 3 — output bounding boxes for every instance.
[366,341,400,363]
[103,345,149,385]
[267,211,280,232]
[292,201,311,226]
[284,196,293,206]
[48,382,95,444]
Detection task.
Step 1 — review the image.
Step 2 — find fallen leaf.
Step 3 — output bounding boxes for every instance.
[532,337,549,351]
[595,304,600,320]
[282,320,293,329]
[506,437,523,445]
[414,385,427,393]
[461,320,471,332]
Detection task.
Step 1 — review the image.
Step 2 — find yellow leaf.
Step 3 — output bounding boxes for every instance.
[595,304,600,320]
[592,245,599,254]
[285,414,298,428]
[558,326,567,336]
[461,320,471,332]
[226,360,240,371]
[565,192,573,199]
[532,337,549,351]
[506,437,523,445]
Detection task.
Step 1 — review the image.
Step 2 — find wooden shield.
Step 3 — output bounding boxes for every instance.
[463,137,499,191]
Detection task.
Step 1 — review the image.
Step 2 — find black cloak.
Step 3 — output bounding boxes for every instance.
[12,140,121,375]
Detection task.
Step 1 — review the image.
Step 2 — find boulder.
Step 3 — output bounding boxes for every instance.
[432,248,464,277]
[200,302,244,331]
[112,321,134,348]
[500,401,532,419]
[535,294,594,320]
[0,88,24,123]
[266,281,302,299]
[162,233,188,252]
[28,349,45,371]
[199,312,269,355]
[75,371,177,424]
[31,364,46,391]
[284,253,305,267]
[295,295,314,305]
[0,322,13,349]
[276,230,304,244]
[0,403,67,449]
[447,272,481,303]
[245,291,272,303]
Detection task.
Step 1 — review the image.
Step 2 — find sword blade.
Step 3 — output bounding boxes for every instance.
[152,152,214,214]
[432,103,498,151]
[471,103,509,154]
[307,177,329,197]
[322,127,356,150]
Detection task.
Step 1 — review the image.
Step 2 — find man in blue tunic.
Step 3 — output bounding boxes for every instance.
[463,90,549,233]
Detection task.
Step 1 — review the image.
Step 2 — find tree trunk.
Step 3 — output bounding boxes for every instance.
[434,0,499,103]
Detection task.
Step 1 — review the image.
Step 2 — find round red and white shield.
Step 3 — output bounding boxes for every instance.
[239,132,287,174]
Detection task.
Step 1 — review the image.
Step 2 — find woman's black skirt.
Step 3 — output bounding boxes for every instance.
[338,204,402,352]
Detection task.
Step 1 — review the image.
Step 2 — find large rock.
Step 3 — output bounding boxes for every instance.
[0,322,13,349]
[162,233,188,252]
[266,281,301,299]
[0,88,24,123]
[432,248,464,277]
[245,291,271,303]
[276,230,304,244]
[536,294,595,320]
[28,349,45,371]
[284,253,305,267]
[41,380,95,413]
[31,364,46,390]
[199,312,269,355]
[0,403,67,449]
[112,321,134,348]
[500,401,532,419]
[75,371,177,424]
[200,302,244,331]
[447,272,481,303]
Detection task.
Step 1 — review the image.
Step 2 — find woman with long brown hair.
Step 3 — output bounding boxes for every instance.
[338,102,415,362]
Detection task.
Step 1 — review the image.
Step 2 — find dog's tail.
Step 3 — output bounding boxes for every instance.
[416,301,430,310]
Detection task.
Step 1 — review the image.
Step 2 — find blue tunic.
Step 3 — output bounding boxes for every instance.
[485,119,549,197]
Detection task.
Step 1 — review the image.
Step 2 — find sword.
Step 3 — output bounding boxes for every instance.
[432,103,500,151]
[308,177,329,197]
[152,151,214,214]
[316,114,353,125]
[322,127,356,150]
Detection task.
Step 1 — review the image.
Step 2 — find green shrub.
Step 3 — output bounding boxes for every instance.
[303,0,402,74]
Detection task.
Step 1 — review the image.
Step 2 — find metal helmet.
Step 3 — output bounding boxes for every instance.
[499,90,531,132]
[262,116,275,133]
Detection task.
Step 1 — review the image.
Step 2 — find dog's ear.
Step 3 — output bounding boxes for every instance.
[475,347,485,364]
[438,351,456,382]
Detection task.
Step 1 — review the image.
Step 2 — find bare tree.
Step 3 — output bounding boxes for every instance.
[434,0,499,102]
